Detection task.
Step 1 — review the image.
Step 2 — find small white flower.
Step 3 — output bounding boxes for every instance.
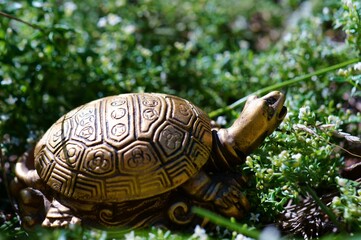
[5,95,17,104]
[337,69,347,76]
[238,40,250,49]
[108,13,122,26]
[32,1,43,7]
[249,212,260,222]
[321,88,329,98]
[116,0,126,7]
[332,196,341,205]
[124,231,135,240]
[160,71,167,81]
[327,115,341,126]
[342,0,354,8]
[245,156,253,167]
[124,231,143,240]
[123,24,136,34]
[148,233,156,240]
[157,228,163,236]
[230,16,247,31]
[260,226,281,240]
[1,77,12,85]
[97,17,107,28]
[235,233,253,240]
[192,225,208,240]
[336,176,347,187]
[1,114,9,121]
[174,41,185,50]
[353,62,361,71]
[278,150,289,159]
[283,33,292,42]
[216,116,227,126]
[138,46,152,57]
[97,14,122,27]
[322,7,330,15]
[298,106,310,119]
[9,2,22,9]
[64,2,77,15]
[291,153,302,162]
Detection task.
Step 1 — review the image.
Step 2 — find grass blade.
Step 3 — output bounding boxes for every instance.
[209,58,360,118]
[192,207,260,239]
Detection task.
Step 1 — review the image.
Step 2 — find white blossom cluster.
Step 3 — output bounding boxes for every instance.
[98,14,123,27]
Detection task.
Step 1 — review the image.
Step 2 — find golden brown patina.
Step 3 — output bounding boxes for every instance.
[13,92,287,229]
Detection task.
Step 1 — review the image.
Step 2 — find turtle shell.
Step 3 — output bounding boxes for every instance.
[34,93,212,202]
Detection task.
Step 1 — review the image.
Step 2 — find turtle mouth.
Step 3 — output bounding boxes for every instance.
[278,106,287,120]
[262,91,287,120]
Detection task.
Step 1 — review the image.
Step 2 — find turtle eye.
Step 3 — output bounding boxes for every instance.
[265,97,277,105]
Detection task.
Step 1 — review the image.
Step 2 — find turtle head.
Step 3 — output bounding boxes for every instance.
[217,91,287,160]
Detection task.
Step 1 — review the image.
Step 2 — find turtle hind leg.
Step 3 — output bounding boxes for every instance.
[42,200,81,227]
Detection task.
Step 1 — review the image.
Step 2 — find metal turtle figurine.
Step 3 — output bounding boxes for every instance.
[13,91,287,229]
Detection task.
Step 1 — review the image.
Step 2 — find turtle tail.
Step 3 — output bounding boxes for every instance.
[168,201,194,225]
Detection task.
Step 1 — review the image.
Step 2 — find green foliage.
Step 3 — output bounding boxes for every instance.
[193,207,260,239]
[231,0,361,229]
[0,225,192,240]
[332,177,361,231]
[244,102,346,218]
[335,0,361,54]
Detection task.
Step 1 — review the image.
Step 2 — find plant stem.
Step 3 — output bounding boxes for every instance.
[301,184,345,232]
[0,11,42,30]
[192,207,260,239]
[209,58,360,118]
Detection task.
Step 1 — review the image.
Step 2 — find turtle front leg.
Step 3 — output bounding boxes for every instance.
[181,171,250,219]
[11,182,50,229]
[42,199,81,227]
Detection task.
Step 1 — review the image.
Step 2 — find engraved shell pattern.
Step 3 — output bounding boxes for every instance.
[34,93,212,202]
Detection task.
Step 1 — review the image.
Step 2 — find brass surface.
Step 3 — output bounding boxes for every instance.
[13,92,286,230]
